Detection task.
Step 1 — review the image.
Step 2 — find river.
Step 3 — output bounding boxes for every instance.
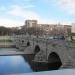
[0,48,32,75]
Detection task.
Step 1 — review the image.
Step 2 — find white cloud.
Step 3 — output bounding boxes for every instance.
[0,4,73,28]
[8,5,57,22]
[0,5,71,27]
[38,19,58,24]
[8,5,40,20]
[7,5,60,24]
[0,18,23,27]
[0,5,38,27]
[53,0,75,14]
[10,5,35,9]
[43,0,75,14]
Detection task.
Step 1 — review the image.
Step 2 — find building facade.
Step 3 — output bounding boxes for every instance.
[25,20,37,28]
[23,20,72,36]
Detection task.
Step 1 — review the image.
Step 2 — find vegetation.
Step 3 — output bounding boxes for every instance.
[0,26,21,35]
[0,26,11,35]
[0,26,73,36]
[0,39,12,42]
[26,27,45,35]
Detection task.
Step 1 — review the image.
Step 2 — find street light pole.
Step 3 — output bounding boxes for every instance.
[46,33,48,61]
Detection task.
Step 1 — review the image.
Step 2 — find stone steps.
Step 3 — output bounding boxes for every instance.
[61,60,74,69]
[69,52,75,60]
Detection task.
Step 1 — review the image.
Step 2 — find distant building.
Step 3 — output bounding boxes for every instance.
[64,25,72,37]
[22,20,72,36]
[38,24,72,37]
[25,20,37,28]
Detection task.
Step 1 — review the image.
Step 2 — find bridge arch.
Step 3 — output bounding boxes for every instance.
[34,45,40,55]
[48,52,62,70]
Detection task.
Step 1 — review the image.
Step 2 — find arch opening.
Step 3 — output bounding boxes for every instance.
[48,52,62,70]
[27,41,30,46]
[22,40,24,43]
[34,45,40,55]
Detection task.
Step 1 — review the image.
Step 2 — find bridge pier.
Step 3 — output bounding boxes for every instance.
[22,54,49,72]
[32,61,49,72]
[22,54,62,72]
[22,54,35,71]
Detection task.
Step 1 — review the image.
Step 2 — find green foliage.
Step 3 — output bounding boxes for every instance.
[0,26,12,35]
[65,36,73,42]
[0,39,12,42]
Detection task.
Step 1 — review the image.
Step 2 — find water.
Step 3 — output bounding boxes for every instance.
[0,48,17,52]
[0,49,32,75]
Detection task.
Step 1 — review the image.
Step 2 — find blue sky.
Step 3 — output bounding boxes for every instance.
[0,0,75,31]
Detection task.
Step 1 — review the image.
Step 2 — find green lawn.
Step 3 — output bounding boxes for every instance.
[0,39,13,42]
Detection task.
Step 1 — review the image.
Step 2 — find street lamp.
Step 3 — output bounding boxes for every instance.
[46,38,48,61]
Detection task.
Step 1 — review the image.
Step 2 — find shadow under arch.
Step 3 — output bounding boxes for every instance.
[48,52,62,70]
[34,45,40,55]
[27,41,30,46]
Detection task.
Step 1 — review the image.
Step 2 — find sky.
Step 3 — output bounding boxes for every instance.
[0,0,75,31]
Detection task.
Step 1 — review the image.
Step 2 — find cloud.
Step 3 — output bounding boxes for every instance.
[7,5,40,20]
[0,18,23,27]
[0,5,71,27]
[0,5,38,27]
[8,5,58,23]
[53,0,75,14]
[43,0,75,14]
[0,4,73,28]
[10,5,35,9]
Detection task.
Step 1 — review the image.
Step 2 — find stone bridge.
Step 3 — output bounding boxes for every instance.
[14,35,75,71]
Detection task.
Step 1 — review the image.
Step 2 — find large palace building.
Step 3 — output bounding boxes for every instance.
[23,20,72,37]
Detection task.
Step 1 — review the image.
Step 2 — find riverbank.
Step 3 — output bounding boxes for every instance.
[0,45,16,48]
[10,69,75,75]
[0,36,16,48]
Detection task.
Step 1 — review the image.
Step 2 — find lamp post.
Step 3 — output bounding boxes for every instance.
[45,30,48,61]
[46,38,48,61]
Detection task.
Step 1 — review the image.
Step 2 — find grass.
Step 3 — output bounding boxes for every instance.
[0,39,13,42]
